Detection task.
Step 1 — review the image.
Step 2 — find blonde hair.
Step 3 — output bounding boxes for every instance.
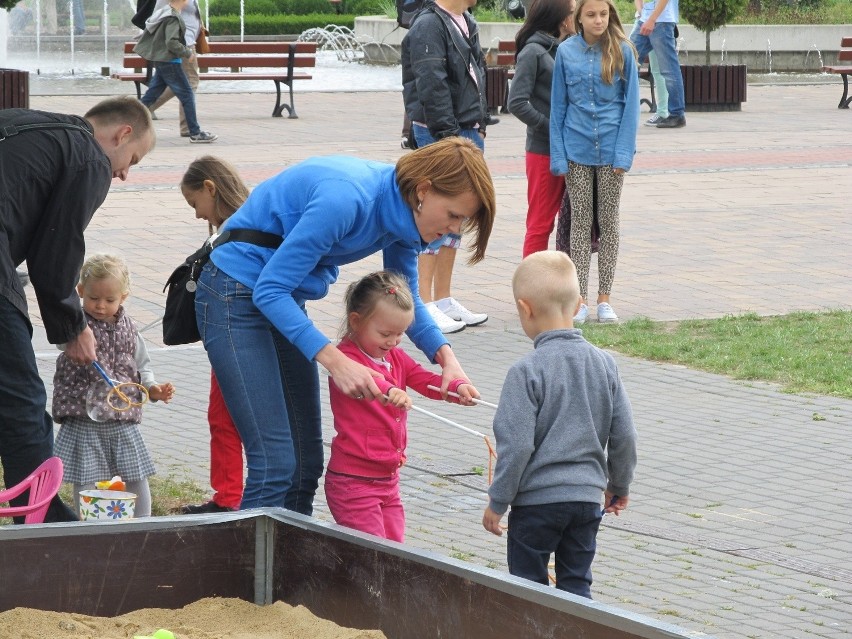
[341,270,415,337]
[574,0,637,84]
[181,155,250,230]
[512,251,580,315]
[79,254,131,294]
[396,137,496,265]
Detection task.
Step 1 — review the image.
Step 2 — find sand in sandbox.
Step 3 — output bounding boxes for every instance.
[0,597,388,639]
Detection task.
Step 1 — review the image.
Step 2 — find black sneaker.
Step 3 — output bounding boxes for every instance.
[189,131,218,143]
[656,115,686,128]
[179,501,237,514]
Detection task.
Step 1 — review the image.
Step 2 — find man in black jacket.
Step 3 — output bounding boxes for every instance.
[0,96,154,522]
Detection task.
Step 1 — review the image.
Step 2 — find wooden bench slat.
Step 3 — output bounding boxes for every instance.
[120,54,315,69]
[112,72,312,80]
[122,41,317,54]
[841,37,852,48]
[197,54,316,67]
[838,49,852,61]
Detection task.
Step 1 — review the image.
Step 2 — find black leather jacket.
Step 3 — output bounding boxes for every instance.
[401,1,488,139]
[0,109,111,344]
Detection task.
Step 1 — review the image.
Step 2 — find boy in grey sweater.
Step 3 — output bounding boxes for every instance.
[482,250,637,598]
[134,0,216,143]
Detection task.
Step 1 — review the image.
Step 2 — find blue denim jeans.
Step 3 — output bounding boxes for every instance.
[630,21,684,118]
[140,61,201,136]
[195,263,324,514]
[0,296,77,522]
[507,502,603,598]
[72,0,85,34]
[411,123,485,152]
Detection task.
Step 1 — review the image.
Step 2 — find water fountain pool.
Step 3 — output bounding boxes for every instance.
[3,7,403,95]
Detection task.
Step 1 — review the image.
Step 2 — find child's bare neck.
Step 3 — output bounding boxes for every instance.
[436,0,468,15]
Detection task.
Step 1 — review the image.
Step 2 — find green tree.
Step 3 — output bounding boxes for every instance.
[681,0,748,64]
[1,0,19,10]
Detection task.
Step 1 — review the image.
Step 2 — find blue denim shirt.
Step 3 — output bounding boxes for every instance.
[210,156,447,362]
[550,35,639,174]
[640,0,679,23]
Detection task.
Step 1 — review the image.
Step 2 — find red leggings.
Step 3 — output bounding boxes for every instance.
[523,151,566,257]
[209,371,244,508]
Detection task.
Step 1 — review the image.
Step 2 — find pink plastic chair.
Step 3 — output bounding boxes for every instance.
[0,457,64,524]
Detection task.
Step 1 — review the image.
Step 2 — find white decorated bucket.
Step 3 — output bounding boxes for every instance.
[79,490,137,521]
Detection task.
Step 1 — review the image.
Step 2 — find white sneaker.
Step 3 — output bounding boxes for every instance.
[573,303,588,325]
[597,302,619,323]
[435,297,488,326]
[425,302,466,334]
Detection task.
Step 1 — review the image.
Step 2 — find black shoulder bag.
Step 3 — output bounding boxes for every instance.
[162,228,282,345]
[0,121,93,142]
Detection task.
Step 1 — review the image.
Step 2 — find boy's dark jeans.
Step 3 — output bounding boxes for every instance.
[140,61,202,136]
[507,501,602,598]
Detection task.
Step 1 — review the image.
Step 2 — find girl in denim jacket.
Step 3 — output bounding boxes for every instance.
[550,0,638,325]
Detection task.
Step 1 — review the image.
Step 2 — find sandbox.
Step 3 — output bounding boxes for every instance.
[0,509,711,639]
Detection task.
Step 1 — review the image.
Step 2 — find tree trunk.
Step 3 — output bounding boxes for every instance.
[705,30,711,65]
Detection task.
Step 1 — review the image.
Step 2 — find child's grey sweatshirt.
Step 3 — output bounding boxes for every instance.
[487,329,637,515]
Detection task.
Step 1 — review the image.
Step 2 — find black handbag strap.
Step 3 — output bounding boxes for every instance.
[213,228,283,250]
[164,228,283,291]
[0,122,93,142]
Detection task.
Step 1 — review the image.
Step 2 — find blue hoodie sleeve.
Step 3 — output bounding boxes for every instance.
[251,178,362,361]
[613,41,639,172]
[550,44,569,176]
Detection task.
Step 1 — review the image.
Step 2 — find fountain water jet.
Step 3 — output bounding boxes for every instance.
[766,38,773,74]
[299,25,400,65]
[0,8,8,67]
[804,44,823,72]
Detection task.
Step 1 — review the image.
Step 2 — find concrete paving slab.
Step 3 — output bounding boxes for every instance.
[19,79,852,638]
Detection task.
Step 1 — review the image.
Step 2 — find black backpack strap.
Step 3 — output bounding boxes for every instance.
[214,228,283,250]
[0,122,93,142]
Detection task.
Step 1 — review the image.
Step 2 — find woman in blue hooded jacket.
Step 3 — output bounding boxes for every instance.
[196,137,496,514]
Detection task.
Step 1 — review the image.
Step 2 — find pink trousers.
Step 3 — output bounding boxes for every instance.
[324,471,405,542]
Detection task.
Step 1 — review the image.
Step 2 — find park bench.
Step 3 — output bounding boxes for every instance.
[822,36,852,109]
[111,40,317,118]
[491,39,657,115]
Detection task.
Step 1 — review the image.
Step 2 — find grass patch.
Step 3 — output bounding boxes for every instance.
[581,310,852,399]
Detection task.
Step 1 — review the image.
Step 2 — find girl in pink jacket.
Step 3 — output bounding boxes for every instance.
[325,270,476,542]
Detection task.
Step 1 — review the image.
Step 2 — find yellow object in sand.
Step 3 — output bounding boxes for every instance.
[133,630,175,639]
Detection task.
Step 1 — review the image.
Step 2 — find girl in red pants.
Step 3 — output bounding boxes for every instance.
[178,156,250,512]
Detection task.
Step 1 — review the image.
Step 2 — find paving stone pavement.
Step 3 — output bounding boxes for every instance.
[24,80,852,638]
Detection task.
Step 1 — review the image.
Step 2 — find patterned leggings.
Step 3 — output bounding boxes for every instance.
[565,162,624,300]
